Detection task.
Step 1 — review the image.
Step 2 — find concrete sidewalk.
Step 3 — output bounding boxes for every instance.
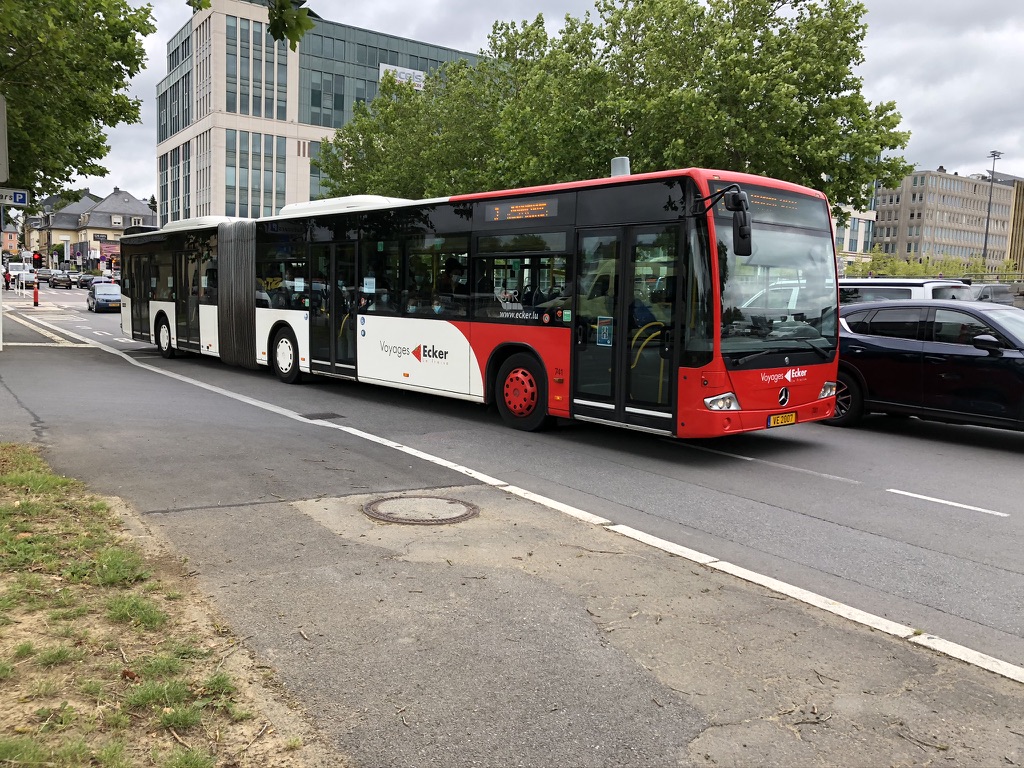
[140,481,1024,767]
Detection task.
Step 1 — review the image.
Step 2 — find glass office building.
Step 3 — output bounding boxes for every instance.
[156,0,477,225]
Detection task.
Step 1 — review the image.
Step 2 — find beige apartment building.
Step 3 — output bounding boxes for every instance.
[833,205,877,275]
[872,166,1017,271]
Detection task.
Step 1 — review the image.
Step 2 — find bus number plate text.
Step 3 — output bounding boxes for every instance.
[768,412,797,428]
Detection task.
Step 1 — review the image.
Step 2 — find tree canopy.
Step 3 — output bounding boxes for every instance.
[317,0,911,214]
[0,0,154,201]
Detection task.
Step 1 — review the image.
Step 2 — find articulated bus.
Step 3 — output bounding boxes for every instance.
[119,168,838,437]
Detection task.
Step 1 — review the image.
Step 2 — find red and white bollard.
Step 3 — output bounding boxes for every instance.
[33,282,39,307]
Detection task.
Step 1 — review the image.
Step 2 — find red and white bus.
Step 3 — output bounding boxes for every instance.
[119,168,838,437]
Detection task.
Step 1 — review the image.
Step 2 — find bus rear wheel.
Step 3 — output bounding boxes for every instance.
[496,353,552,432]
[156,316,175,359]
[272,327,302,384]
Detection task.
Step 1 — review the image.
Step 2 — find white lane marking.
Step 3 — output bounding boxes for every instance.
[887,489,1009,518]
[608,525,717,564]
[2,312,76,344]
[709,560,916,638]
[0,342,89,347]
[908,634,1024,684]
[22,313,1024,686]
[504,485,610,525]
[678,442,861,484]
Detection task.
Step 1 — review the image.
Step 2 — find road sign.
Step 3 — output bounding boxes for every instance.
[0,187,29,206]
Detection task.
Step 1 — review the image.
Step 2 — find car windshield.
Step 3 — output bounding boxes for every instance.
[984,308,1024,343]
[95,285,121,297]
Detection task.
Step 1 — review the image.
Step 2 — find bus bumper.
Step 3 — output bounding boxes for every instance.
[678,397,835,438]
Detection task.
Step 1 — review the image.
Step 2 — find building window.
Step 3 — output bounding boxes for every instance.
[226,16,237,113]
[239,18,250,116]
[225,129,237,217]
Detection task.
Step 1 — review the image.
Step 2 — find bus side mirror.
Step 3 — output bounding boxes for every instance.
[725,191,752,257]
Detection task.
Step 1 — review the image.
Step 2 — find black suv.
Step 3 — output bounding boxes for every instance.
[827,299,1024,432]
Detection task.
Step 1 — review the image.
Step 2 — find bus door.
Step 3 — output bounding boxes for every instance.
[571,225,680,433]
[127,256,151,342]
[174,250,201,351]
[309,241,358,376]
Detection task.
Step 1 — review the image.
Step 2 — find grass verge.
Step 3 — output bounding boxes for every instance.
[0,443,332,767]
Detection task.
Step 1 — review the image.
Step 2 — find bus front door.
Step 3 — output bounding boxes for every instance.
[309,242,357,377]
[572,226,679,434]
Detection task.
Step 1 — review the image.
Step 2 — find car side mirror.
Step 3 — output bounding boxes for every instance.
[972,334,1002,354]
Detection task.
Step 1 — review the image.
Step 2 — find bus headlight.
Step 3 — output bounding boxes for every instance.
[704,392,741,411]
[819,381,837,399]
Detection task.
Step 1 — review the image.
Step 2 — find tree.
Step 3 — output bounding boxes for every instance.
[0,0,154,202]
[186,0,314,50]
[318,0,910,213]
[148,195,157,213]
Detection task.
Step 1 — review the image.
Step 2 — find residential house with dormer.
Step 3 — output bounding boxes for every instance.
[24,188,156,269]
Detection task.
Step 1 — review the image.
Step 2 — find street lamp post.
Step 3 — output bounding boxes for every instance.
[981,149,1003,264]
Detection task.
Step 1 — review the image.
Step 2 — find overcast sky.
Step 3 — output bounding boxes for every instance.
[75,0,1024,202]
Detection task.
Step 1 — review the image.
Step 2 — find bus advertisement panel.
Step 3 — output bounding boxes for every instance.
[119,168,838,438]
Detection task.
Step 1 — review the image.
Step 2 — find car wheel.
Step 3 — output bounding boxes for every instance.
[495,352,553,431]
[271,327,302,384]
[156,316,175,359]
[824,369,863,427]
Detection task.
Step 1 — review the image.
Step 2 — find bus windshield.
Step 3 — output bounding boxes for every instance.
[713,183,837,361]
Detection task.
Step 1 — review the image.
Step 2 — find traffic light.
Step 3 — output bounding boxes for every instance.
[32,251,42,268]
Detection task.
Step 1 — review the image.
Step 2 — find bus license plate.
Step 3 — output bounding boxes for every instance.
[768,412,796,428]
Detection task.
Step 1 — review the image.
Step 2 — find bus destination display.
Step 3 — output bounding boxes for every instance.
[486,197,558,222]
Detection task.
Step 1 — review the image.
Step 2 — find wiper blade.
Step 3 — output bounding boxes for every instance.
[735,349,774,365]
[797,339,832,360]
[733,340,832,365]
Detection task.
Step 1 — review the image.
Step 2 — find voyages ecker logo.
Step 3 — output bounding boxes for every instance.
[380,340,450,363]
[760,367,808,385]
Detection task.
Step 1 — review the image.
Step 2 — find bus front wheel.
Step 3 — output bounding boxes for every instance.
[272,327,302,384]
[156,317,175,359]
[496,353,552,432]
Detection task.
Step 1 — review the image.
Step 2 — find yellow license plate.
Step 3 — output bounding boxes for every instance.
[768,412,797,428]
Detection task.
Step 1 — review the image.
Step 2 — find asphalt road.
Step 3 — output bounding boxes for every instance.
[3,288,1023,765]
[3,285,1021,668]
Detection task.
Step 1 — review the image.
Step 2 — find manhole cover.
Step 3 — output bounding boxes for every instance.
[363,495,479,525]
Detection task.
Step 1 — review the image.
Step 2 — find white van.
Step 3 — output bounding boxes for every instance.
[838,278,972,304]
[6,262,36,286]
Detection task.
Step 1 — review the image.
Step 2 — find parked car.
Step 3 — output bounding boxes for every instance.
[970,283,1016,306]
[49,270,74,289]
[838,278,973,304]
[86,282,122,312]
[825,299,1024,432]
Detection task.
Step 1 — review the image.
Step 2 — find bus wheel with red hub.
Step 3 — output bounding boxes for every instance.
[272,327,302,384]
[496,353,552,431]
